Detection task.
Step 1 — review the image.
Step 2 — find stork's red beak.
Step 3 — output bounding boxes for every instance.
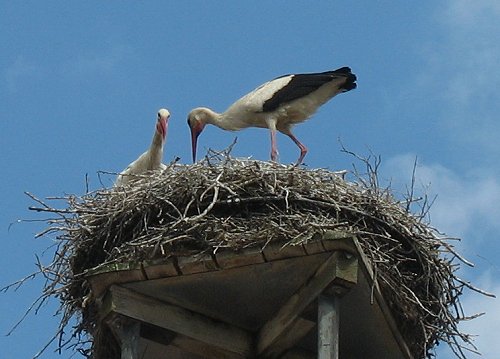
[157,116,168,140]
[190,125,200,163]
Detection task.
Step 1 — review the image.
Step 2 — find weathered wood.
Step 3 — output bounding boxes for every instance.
[331,252,358,287]
[352,238,414,358]
[262,243,307,261]
[125,253,331,332]
[170,334,247,359]
[139,322,176,347]
[318,294,340,359]
[321,232,357,254]
[137,322,245,359]
[216,246,265,269]
[107,315,141,359]
[303,240,326,255]
[142,258,179,280]
[261,317,315,358]
[103,285,253,357]
[87,262,146,298]
[281,348,317,359]
[256,251,357,355]
[177,253,219,274]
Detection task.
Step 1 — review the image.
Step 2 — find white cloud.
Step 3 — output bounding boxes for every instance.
[383,154,500,239]
[4,56,38,93]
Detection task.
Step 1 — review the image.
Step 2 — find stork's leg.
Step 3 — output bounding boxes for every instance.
[287,133,308,165]
[270,128,279,162]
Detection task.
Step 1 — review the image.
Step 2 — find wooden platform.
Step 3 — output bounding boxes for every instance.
[86,232,413,359]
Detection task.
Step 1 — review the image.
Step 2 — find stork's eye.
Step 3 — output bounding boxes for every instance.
[157,112,161,119]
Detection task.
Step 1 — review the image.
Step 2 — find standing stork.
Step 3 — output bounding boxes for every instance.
[187,67,356,165]
[115,109,170,186]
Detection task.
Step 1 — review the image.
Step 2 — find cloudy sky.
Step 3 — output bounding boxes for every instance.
[1,1,499,358]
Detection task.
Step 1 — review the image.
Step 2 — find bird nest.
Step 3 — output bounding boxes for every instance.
[25,149,485,359]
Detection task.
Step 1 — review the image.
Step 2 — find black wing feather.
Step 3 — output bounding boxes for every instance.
[262,67,357,112]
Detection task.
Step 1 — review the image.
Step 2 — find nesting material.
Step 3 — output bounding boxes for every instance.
[32,150,482,358]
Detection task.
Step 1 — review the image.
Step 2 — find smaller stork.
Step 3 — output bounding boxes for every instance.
[115,109,170,186]
[187,67,357,165]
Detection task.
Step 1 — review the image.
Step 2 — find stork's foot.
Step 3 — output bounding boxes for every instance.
[294,147,308,166]
[270,149,279,162]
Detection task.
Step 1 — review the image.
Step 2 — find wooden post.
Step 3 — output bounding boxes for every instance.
[318,294,340,359]
[108,315,141,359]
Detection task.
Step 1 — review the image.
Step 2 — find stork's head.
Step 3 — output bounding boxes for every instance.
[187,107,211,162]
[156,108,170,140]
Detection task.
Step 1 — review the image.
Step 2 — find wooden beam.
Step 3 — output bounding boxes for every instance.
[170,334,247,359]
[142,258,179,280]
[139,322,176,347]
[256,251,357,355]
[216,246,265,269]
[262,242,306,261]
[177,253,219,274]
[107,315,141,359]
[352,239,414,359]
[102,284,253,357]
[113,318,246,359]
[281,348,317,359]
[318,294,340,359]
[87,262,146,298]
[261,317,315,358]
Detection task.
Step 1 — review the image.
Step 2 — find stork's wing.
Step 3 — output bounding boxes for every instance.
[262,67,357,112]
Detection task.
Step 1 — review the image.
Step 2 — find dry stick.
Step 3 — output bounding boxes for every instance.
[455,276,496,297]
[186,185,220,222]
[439,240,475,267]
[0,272,38,292]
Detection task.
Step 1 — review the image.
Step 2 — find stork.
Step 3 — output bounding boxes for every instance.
[115,108,170,186]
[187,67,356,165]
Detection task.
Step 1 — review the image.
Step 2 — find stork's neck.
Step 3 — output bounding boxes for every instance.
[151,128,165,148]
[202,108,235,131]
[148,128,165,168]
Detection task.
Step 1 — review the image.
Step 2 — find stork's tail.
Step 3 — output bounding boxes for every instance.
[333,67,357,92]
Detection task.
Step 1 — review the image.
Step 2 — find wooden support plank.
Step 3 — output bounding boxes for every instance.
[128,320,245,359]
[321,231,357,254]
[351,238,414,359]
[86,262,146,298]
[216,246,265,269]
[281,348,317,359]
[318,294,340,359]
[261,317,315,358]
[139,322,176,347]
[102,284,253,357]
[142,258,179,280]
[177,254,218,274]
[256,251,357,355]
[262,243,306,261]
[170,334,247,359]
[303,240,326,255]
[107,315,141,359]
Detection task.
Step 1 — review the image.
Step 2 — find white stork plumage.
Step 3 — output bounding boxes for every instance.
[187,67,357,165]
[115,108,170,186]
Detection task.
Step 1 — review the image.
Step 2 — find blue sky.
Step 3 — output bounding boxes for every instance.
[1,1,499,358]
